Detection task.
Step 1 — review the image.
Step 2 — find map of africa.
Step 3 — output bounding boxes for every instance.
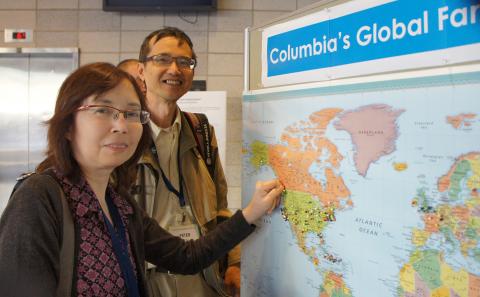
[241,75,480,297]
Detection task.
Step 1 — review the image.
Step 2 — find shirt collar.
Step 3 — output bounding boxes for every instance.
[150,107,182,138]
[56,171,133,218]
[108,187,134,216]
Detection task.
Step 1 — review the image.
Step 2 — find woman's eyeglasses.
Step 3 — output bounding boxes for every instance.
[77,105,150,124]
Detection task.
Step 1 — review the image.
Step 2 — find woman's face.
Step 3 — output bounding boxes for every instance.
[69,79,143,175]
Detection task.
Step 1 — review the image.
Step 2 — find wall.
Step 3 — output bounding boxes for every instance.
[0,0,321,207]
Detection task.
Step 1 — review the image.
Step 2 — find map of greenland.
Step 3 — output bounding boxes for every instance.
[334,104,405,176]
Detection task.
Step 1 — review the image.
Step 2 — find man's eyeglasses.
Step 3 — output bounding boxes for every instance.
[77,105,150,124]
[142,54,196,70]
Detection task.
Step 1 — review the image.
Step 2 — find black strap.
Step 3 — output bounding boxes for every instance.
[9,172,35,198]
[104,194,140,297]
[183,112,216,178]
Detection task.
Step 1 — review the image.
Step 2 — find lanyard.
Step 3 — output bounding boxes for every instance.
[151,144,186,207]
[104,194,140,297]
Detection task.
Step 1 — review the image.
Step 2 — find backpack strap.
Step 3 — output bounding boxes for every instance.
[46,173,75,297]
[11,172,36,195]
[183,111,216,178]
[181,114,227,295]
[11,171,74,296]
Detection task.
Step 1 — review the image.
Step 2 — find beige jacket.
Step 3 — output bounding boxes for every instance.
[133,111,240,294]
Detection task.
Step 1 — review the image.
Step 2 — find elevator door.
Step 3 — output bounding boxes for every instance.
[0,48,78,214]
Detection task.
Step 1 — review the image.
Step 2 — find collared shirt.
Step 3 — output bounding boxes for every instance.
[150,108,195,228]
[54,171,138,297]
[151,108,181,195]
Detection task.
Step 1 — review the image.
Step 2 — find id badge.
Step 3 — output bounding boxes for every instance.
[169,224,200,240]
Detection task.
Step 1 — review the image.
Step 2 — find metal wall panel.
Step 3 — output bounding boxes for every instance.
[0,48,78,214]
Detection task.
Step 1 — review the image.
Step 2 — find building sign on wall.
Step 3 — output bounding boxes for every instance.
[262,0,480,87]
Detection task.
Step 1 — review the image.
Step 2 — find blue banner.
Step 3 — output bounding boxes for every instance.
[266,0,480,77]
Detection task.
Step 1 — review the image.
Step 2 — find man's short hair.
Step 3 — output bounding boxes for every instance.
[139,27,196,62]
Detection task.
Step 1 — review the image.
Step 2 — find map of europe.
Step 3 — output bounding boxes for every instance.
[241,77,480,297]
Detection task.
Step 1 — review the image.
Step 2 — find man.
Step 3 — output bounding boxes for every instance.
[117,58,139,74]
[117,59,146,95]
[133,27,240,297]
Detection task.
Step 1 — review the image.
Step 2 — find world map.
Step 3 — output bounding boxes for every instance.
[241,76,480,297]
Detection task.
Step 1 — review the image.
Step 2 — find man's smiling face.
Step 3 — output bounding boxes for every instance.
[139,36,194,104]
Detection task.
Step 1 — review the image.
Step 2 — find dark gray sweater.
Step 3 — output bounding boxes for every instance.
[0,174,254,297]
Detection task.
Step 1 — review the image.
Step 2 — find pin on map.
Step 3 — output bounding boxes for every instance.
[278,180,287,196]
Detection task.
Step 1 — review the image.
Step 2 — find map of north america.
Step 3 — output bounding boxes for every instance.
[241,81,479,297]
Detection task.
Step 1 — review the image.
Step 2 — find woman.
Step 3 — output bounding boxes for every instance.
[0,63,283,297]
